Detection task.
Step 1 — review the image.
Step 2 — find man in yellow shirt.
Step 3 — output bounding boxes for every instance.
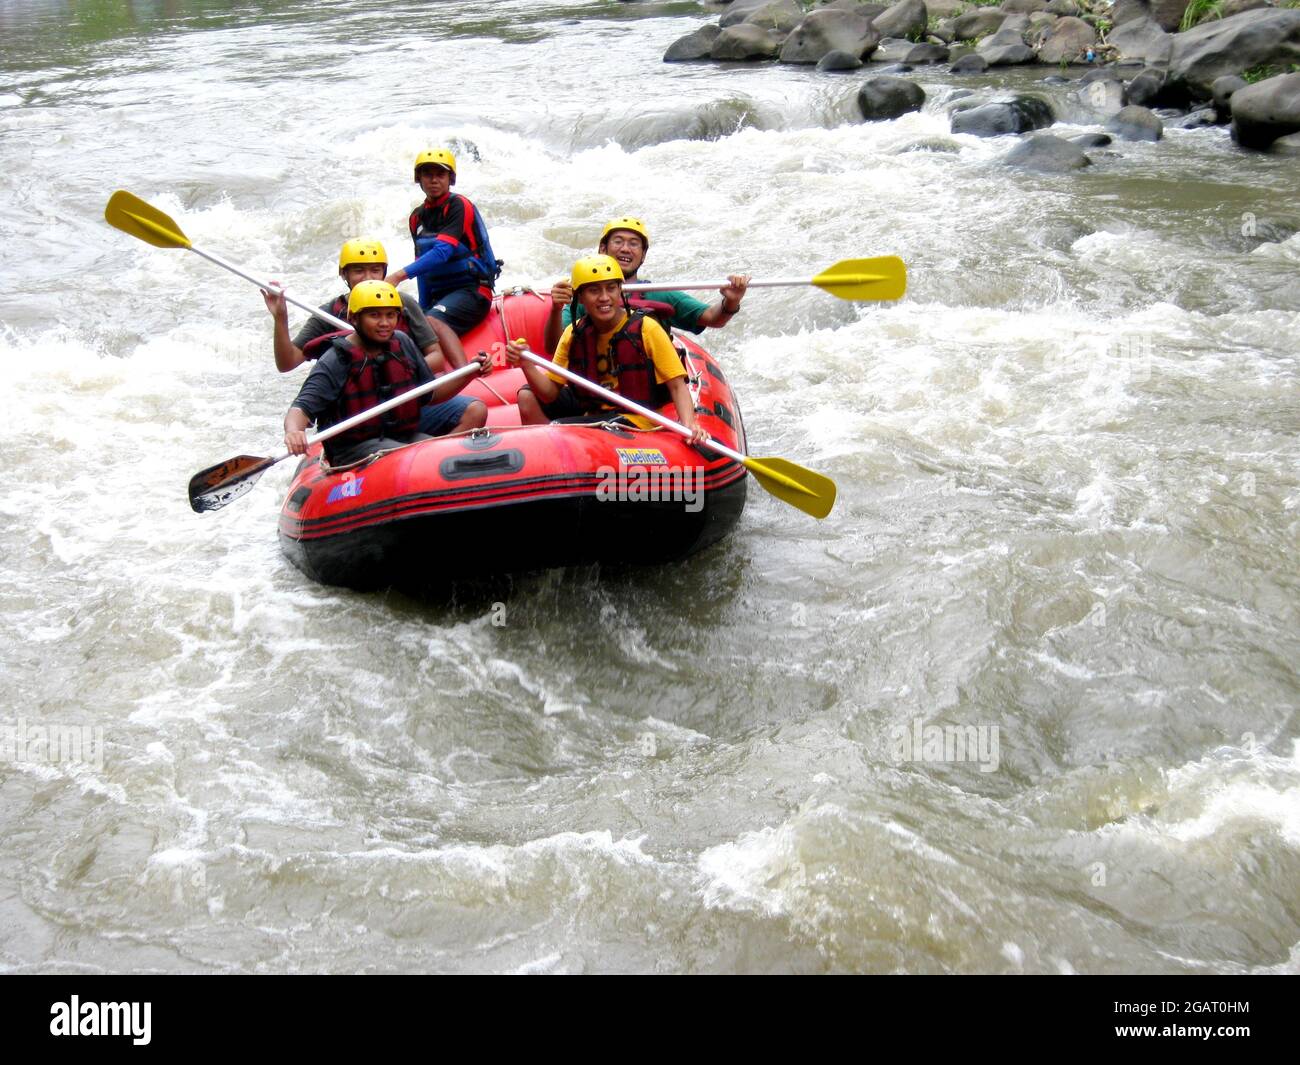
[507,255,706,445]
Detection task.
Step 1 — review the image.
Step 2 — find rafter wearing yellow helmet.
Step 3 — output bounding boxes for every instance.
[384,147,501,336]
[542,214,751,354]
[505,255,706,446]
[261,238,471,384]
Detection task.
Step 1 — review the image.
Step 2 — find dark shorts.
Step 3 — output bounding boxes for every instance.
[538,385,631,426]
[425,288,491,335]
[419,394,476,436]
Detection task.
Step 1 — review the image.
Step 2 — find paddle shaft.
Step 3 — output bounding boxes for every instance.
[520,351,746,465]
[625,278,813,294]
[188,244,353,332]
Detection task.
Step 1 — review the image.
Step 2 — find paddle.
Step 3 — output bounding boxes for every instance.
[517,348,836,519]
[104,189,353,332]
[622,255,906,303]
[188,361,482,513]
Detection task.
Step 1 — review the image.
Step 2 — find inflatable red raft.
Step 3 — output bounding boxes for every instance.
[277,291,749,590]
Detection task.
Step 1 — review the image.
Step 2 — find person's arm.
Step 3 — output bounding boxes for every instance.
[431,353,491,402]
[695,274,750,329]
[643,318,706,444]
[284,349,349,451]
[505,337,563,405]
[666,376,706,446]
[284,407,311,455]
[388,199,466,285]
[543,279,572,353]
[262,286,305,372]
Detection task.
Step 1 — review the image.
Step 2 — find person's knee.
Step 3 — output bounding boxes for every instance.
[460,399,488,428]
[517,387,548,424]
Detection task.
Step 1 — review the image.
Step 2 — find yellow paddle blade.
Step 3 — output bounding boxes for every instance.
[811,256,906,301]
[104,190,192,250]
[743,455,837,519]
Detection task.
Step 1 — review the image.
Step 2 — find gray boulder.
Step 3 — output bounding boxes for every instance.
[1002,133,1093,170]
[780,8,882,63]
[906,42,951,63]
[1069,131,1113,146]
[665,24,721,62]
[873,36,919,62]
[1002,0,1047,12]
[1172,108,1220,127]
[818,48,865,69]
[1211,74,1249,113]
[1045,0,1080,14]
[1269,131,1300,156]
[1221,0,1271,16]
[951,94,1056,134]
[950,52,991,73]
[721,0,804,31]
[983,43,1038,65]
[1078,77,1126,115]
[1111,0,1149,24]
[1125,67,1167,106]
[711,24,783,60]
[1230,71,1300,149]
[952,10,1009,39]
[1037,16,1096,63]
[1112,0,1191,32]
[1170,10,1300,96]
[858,75,928,118]
[926,0,967,15]
[817,0,886,13]
[1106,104,1165,140]
[1028,12,1061,39]
[873,0,930,40]
[1108,17,1174,68]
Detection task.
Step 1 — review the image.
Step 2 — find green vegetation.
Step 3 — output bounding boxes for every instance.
[1179,0,1223,31]
[1241,63,1300,84]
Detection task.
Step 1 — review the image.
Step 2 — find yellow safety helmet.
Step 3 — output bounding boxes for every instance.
[338,239,388,271]
[599,216,650,250]
[347,280,403,315]
[570,254,624,291]
[413,148,457,184]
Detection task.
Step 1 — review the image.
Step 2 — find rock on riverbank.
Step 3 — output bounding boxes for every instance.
[665,0,1300,152]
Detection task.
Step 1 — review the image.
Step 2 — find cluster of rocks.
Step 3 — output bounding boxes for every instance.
[666,1,1300,152]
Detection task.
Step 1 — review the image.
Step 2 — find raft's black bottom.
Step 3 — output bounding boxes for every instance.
[279,480,747,592]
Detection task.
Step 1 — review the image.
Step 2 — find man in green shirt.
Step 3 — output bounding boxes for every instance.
[541,216,749,352]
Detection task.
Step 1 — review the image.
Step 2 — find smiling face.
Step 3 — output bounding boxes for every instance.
[341,262,387,289]
[355,307,399,345]
[417,165,452,200]
[598,229,646,279]
[576,278,624,330]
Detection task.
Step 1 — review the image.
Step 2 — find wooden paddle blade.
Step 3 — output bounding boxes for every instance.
[812,256,906,301]
[188,454,274,513]
[744,456,837,519]
[104,190,192,250]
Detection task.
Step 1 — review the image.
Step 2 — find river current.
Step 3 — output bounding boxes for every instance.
[0,0,1297,973]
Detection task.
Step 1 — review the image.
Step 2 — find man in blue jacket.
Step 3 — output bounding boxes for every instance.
[385,148,501,335]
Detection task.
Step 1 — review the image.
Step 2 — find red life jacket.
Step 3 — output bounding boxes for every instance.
[325,335,424,460]
[624,296,677,326]
[301,295,416,361]
[565,312,678,412]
